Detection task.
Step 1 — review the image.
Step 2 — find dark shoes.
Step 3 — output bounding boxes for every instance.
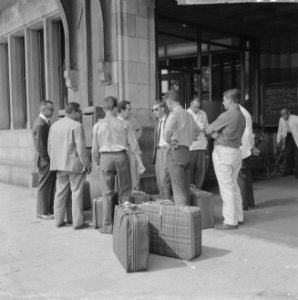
[99,226,113,235]
[37,213,54,220]
[74,222,90,230]
[215,223,238,230]
[238,221,244,225]
[282,171,293,176]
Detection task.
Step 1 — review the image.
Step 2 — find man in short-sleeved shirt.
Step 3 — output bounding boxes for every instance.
[206,89,245,229]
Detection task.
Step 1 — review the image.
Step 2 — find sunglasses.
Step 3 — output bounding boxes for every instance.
[151,108,159,112]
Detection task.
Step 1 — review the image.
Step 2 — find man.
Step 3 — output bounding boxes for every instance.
[206,89,245,230]
[277,108,298,177]
[92,96,145,234]
[238,104,259,210]
[32,100,56,220]
[187,97,209,189]
[163,90,200,206]
[152,100,171,199]
[118,100,143,190]
[48,102,91,229]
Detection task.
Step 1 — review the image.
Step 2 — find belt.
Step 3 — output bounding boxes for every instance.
[100,150,126,154]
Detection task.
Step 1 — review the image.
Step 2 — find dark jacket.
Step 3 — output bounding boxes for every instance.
[153,114,168,165]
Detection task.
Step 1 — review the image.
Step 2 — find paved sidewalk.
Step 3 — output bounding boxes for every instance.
[0,176,298,300]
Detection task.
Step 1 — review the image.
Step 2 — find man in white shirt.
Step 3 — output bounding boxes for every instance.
[238,104,259,210]
[277,108,298,178]
[152,100,171,199]
[118,100,143,190]
[187,98,209,189]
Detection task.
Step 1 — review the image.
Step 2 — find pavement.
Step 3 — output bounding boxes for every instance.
[0,176,298,300]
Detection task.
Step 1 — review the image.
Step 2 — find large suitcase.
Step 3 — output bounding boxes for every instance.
[190,186,214,229]
[113,203,149,272]
[139,200,201,261]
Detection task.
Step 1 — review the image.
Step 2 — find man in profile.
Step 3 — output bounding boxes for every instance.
[48,102,91,229]
[118,100,143,190]
[32,100,56,219]
[206,89,245,230]
[152,100,171,199]
[277,108,298,178]
[187,97,209,189]
[92,96,145,234]
[163,90,200,206]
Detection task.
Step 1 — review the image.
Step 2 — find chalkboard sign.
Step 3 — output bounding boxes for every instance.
[262,82,298,126]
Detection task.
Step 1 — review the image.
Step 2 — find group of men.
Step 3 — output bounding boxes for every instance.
[33,87,260,233]
[32,99,144,232]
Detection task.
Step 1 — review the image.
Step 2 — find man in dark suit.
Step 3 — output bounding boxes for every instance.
[152,100,171,199]
[32,100,56,219]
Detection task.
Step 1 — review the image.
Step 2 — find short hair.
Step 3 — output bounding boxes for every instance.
[103,96,118,111]
[223,89,241,104]
[40,100,53,110]
[153,100,165,108]
[118,100,131,112]
[190,97,200,106]
[164,90,179,103]
[280,108,289,115]
[65,102,80,115]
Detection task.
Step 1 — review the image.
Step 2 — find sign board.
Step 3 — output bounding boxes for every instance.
[178,0,298,4]
[262,82,298,126]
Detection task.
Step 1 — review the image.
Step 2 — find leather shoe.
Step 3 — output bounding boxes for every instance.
[74,222,89,230]
[215,223,238,230]
[238,221,244,225]
[37,214,54,220]
[56,221,66,227]
[99,226,113,234]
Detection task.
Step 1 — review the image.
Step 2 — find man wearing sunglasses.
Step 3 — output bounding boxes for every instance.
[152,100,171,200]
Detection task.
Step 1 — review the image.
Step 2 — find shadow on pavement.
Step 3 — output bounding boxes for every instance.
[148,254,187,272]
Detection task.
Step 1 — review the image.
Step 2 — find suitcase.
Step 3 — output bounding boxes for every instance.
[83,181,91,210]
[131,190,151,204]
[113,203,149,272]
[93,193,119,229]
[92,197,104,229]
[190,186,214,229]
[139,200,201,261]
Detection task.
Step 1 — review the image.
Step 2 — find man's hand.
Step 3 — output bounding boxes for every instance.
[211,132,218,139]
[83,163,92,174]
[168,139,178,150]
[252,147,260,156]
[138,165,146,175]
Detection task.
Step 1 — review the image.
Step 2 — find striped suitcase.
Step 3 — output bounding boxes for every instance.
[139,200,201,261]
[113,203,149,272]
[190,186,214,229]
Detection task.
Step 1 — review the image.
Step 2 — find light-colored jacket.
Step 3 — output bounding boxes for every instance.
[48,116,90,173]
[239,105,255,159]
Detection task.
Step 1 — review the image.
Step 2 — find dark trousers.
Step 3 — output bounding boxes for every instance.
[190,150,206,189]
[99,152,132,228]
[167,146,191,206]
[283,133,298,176]
[238,157,254,209]
[37,160,56,215]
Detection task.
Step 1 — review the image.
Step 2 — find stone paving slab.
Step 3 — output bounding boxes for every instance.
[0,177,298,299]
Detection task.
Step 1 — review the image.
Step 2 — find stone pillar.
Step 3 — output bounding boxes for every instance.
[112,0,156,126]
[0,43,10,129]
[8,35,27,129]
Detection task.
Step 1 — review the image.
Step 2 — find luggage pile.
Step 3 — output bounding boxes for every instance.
[92,187,214,273]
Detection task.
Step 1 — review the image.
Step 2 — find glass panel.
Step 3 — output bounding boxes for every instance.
[161,80,169,94]
[201,66,210,93]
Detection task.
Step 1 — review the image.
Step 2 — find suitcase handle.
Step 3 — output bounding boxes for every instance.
[121,202,143,215]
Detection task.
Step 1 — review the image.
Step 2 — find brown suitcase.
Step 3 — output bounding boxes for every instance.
[190,186,214,229]
[139,200,201,261]
[113,203,149,272]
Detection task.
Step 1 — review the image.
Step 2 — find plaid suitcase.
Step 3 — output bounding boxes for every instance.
[139,200,201,261]
[113,203,149,272]
[190,186,214,229]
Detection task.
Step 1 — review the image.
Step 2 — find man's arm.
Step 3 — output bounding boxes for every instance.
[47,127,52,160]
[91,124,100,166]
[74,124,91,174]
[35,125,50,160]
[206,112,229,136]
[163,112,178,143]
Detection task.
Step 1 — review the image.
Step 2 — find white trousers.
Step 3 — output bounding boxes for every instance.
[212,145,243,225]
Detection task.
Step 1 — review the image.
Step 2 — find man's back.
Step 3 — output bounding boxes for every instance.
[49,117,88,173]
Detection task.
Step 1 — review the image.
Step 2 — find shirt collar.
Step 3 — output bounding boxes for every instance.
[39,113,49,124]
